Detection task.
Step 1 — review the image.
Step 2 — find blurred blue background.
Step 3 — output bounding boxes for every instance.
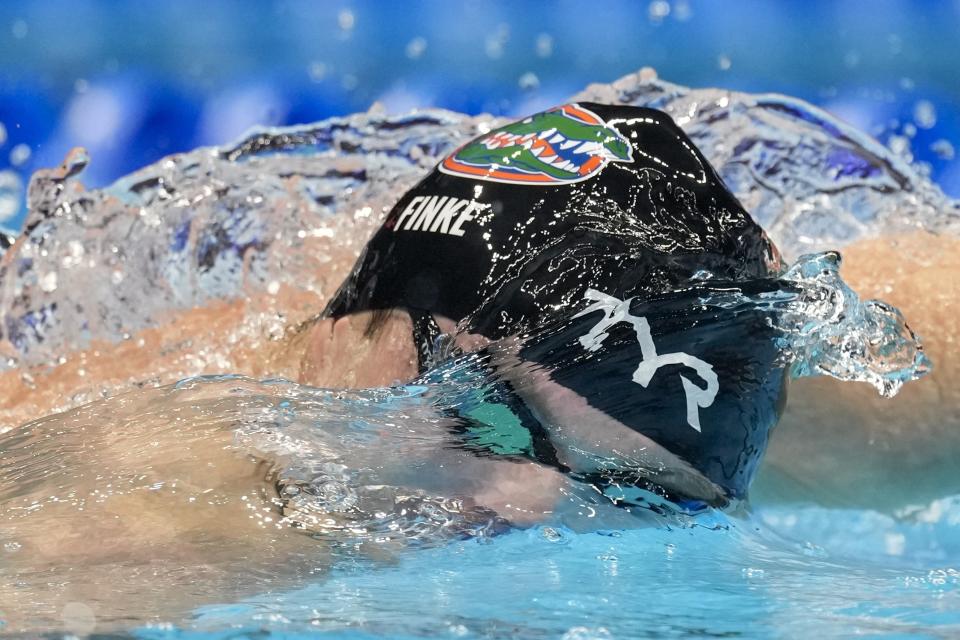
[0,0,958,232]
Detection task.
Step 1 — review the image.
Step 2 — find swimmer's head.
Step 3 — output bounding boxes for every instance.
[329,102,782,336]
[328,103,795,504]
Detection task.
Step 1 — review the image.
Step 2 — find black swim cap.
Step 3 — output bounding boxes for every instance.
[325,103,787,501]
[326,103,781,332]
[512,277,793,502]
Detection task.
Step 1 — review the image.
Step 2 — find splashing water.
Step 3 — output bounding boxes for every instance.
[0,371,689,630]
[0,71,956,376]
[0,70,955,636]
[777,251,930,396]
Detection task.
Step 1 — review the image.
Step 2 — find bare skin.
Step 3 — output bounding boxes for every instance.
[755,231,960,511]
[0,373,566,632]
[0,284,323,430]
[290,312,724,502]
[0,381,329,630]
[293,309,419,388]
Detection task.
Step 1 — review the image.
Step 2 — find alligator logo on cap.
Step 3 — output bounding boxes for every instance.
[439,104,634,185]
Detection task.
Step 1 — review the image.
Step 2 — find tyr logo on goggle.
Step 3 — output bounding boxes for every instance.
[439,104,634,185]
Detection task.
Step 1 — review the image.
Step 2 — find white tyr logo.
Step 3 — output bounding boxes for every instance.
[573,289,719,432]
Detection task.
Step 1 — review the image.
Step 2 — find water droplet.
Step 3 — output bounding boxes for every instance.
[649,0,671,22]
[0,171,22,221]
[887,134,910,158]
[673,0,692,20]
[39,272,58,293]
[887,33,903,55]
[518,72,540,91]
[405,37,427,60]
[10,19,27,39]
[307,61,328,82]
[913,100,937,129]
[337,9,355,31]
[535,33,553,58]
[931,139,955,161]
[485,24,509,60]
[341,74,358,91]
[9,143,30,167]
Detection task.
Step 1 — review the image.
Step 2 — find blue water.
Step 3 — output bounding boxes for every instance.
[4,367,957,638]
[141,510,960,639]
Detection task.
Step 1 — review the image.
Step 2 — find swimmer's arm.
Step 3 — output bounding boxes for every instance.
[757,232,960,513]
[756,376,960,512]
[487,342,727,505]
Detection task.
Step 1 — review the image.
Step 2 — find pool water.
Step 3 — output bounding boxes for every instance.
[179,508,960,639]
[0,72,958,638]
[5,373,957,639]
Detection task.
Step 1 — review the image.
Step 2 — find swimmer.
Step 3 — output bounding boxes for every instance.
[294,103,804,509]
[291,103,942,513]
[0,104,937,513]
[0,103,940,629]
